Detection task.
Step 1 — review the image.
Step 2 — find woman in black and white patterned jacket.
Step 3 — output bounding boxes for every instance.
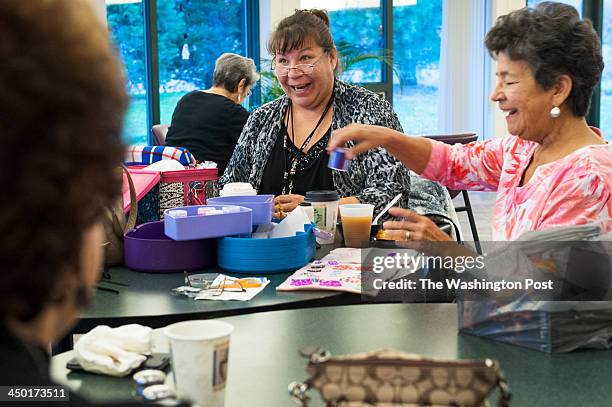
[221,9,449,221]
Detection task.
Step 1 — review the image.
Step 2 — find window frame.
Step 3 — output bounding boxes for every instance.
[583,0,603,127]
[120,1,607,142]
[347,0,394,103]
[136,0,260,145]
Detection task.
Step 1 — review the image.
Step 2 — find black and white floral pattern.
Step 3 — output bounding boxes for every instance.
[221,79,449,219]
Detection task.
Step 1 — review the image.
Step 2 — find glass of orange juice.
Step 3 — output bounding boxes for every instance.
[339,204,374,248]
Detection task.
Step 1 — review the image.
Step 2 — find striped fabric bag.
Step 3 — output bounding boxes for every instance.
[125,145,196,166]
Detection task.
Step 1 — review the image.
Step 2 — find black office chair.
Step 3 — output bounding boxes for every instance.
[424,133,481,252]
[151,124,169,146]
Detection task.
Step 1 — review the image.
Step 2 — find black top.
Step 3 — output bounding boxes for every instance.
[165,91,249,174]
[0,322,93,406]
[259,122,334,196]
[0,322,183,406]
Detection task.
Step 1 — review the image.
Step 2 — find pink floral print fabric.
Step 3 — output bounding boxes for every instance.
[421,133,612,240]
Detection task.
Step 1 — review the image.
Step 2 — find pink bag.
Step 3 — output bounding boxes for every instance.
[158,167,219,218]
[122,168,161,213]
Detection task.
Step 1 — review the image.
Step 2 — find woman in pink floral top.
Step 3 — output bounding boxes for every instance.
[329,2,611,241]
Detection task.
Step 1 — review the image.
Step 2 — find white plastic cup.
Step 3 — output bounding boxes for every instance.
[164,320,234,407]
[304,190,340,245]
[219,182,256,197]
[339,204,374,248]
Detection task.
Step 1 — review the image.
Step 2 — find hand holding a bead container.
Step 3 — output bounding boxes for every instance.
[328,123,433,175]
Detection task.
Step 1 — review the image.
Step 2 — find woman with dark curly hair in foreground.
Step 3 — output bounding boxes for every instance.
[0,1,157,405]
[329,1,611,242]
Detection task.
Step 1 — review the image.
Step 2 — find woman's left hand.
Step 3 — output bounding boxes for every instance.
[382,207,452,242]
[273,194,305,219]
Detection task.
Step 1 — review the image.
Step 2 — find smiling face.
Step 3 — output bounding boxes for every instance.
[490,52,558,142]
[274,41,337,111]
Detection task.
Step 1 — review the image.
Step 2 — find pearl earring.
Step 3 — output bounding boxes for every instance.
[549,106,561,118]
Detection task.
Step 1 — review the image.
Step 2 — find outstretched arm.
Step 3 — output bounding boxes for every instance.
[328,124,433,174]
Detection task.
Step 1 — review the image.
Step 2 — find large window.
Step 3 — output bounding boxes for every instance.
[527,0,583,15]
[106,0,254,146]
[157,1,246,125]
[300,1,384,83]
[106,0,148,145]
[301,0,442,134]
[393,0,442,134]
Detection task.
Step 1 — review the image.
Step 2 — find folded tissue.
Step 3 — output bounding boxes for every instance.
[74,324,153,376]
[269,206,312,239]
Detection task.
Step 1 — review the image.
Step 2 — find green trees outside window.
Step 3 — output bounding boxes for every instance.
[108,1,444,144]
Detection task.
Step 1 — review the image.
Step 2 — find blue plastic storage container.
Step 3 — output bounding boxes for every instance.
[164,205,252,241]
[217,224,316,273]
[207,195,274,225]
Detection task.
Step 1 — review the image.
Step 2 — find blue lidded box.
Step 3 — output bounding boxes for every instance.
[207,195,274,225]
[217,224,316,274]
[163,205,252,241]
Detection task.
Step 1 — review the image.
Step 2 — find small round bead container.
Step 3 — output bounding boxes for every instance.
[133,369,167,398]
[222,205,241,214]
[197,207,216,216]
[328,147,351,171]
[167,209,188,218]
[141,384,176,402]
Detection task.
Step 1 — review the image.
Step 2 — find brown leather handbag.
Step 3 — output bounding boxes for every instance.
[103,165,137,267]
[289,347,511,407]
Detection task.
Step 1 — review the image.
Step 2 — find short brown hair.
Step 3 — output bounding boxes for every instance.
[485,1,603,117]
[0,0,127,321]
[267,9,335,57]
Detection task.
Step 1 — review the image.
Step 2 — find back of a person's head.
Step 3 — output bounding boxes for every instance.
[212,53,259,92]
[267,9,335,56]
[0,0,127,322]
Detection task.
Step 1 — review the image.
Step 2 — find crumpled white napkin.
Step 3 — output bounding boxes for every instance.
[74,324,152,377]
[144,160,185,172]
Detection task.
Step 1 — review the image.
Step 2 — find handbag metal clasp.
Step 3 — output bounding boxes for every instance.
[288,381,310,407]
[299,346,331,364]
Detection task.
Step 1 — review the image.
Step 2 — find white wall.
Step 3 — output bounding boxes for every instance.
[489,0,526,138]
[437,0,488,137]
[437,0,526,139]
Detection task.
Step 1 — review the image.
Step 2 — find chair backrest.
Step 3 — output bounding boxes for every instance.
[151,124,170,146]
[424,132,477,145]
[423,132,478,199]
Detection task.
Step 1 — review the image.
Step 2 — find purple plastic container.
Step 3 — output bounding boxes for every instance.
[124,221,215,272]
[164,205,252,241]
[207,195,273,225]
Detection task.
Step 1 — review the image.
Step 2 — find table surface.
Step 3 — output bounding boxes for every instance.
[76,244,356,333]
[52,303,612,407]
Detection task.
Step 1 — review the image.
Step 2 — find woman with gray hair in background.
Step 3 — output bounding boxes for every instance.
[165,53,259,173]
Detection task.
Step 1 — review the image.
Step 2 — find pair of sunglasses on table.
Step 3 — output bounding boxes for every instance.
[179,272,263,296]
